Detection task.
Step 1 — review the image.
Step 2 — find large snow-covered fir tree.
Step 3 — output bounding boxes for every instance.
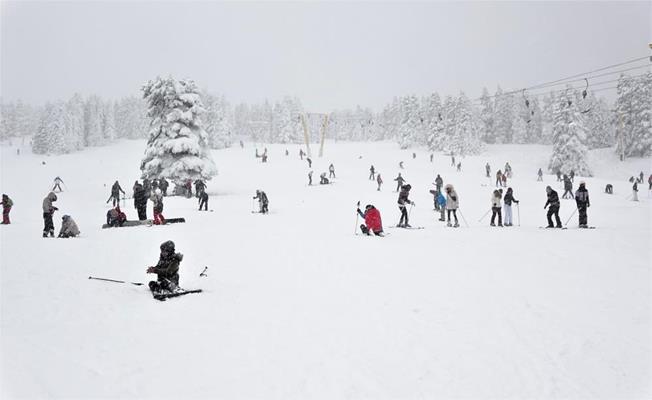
[140,77,217,185]
[493,87,515,143]
[479,88,495,143]
[548,89,591,176]
[63,94,85,152]
[448,92,482,156]
[115,96,149,139]
[32,101,67,155]
[423,93,444,151]
[203,93,233,149]
[614,72,652,157]
[583,93,614,149]
[397,95,421,149]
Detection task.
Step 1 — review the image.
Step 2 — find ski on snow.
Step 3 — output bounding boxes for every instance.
[152,289,203,301]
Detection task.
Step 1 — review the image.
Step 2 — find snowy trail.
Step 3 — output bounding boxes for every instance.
[1,140,650,399]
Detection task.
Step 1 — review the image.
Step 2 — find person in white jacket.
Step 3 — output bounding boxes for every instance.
[490,189,503,227]
[444,184,459,227]
[58,215,80,238]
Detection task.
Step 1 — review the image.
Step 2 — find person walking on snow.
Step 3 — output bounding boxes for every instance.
[501,172,508,187]
[397,184,414,227]
[42,192,58,237]
[369,165,375,180]
[159,177,169,196]
[574,182,590,228]
[328,163,335,179]
[308,171,313,186]
[253,190,269,213]
[485,163,491,178]
[107,180,125,207]
[194,179,206,198]
[544,186,562,228]
[376,174,383,191]
[632,181,639,201]
[490,189,503,227]
[133,182,148,221]
[1,194,13,224]
[503,187,519,226]
[496,170,503,187]
[52,176,65,192]
[537,168,543,181]
[307,157,312,168]
[146,240,182,294]
[198,190,209,211]
[394,173,405,192]
[434,174,443,192]
[299,149,304,160]
[150,189,165,225]
[58,215,80,238]
[444,184,459,227]
[648,174,652,191]
[456,162,462,172]
[451,154,455,167]
[357,204,384,236]
[562,175,573,199]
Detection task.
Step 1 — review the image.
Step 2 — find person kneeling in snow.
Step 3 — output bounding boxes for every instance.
[253,190,269,214]
[147,240,182,293]
[58,215,80,238]
[357,204,384,236]
[106,206,127,227]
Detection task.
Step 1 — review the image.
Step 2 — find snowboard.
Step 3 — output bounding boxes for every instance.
[538,226,568,230]
[389,225,425,230]
[152,289,202,301]
[102,218,185,229]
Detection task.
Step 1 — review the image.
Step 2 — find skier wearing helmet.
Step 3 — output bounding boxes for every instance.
[397,184,414,227]
[147,240,183,293]
[357,204,384,236]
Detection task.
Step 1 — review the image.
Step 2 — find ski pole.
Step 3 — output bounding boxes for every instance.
[199,266,208,277]
[564,208,578,227]
[408,203,414,217]
[354,201,360,234]
[517,203,521,226]
[478,208,491,222]
[88,276,144,286]
[458,208,470,228]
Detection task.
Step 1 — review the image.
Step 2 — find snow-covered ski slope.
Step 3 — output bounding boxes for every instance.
[1,140,650,399]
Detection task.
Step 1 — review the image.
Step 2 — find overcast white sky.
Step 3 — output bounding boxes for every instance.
[1,1,650,111]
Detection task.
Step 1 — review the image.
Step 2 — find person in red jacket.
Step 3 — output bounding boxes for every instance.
[357,204,384,236]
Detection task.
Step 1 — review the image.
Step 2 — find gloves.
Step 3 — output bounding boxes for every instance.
[146,266,156,273]
[412,202,416,206]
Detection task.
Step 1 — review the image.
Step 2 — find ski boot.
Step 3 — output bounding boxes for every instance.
[454,222,459,228]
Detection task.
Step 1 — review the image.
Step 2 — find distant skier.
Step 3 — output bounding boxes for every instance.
[299,149,305,160]
[604,184,613,194]
[329,164,335,179]
[503,187,519,227]
[412,152,416,159]
[198,190,209,211]
[496,170,502,187]
[150,189,165,225]
[456,162,462,172]
[376,174,383,191]
[320,173,330,185]
[52,176,64,192]
[307,157,312,168]
[106,206,127,227]
[485,163,491,178]
[574,182,590,228]
[435,190,446,221]
[537,168,543,181]
[1,194,13,224]
[430,189,440,211]
[357,204,384,236]
[133,182,148,221]
[638,171,644,183]
[394,173,405,192]
[504,162,512,178]
[58,215,80,238]
[434,174,443,192]
[544,186,562,228]
[501,173,507,187]
[369,165,375,180]
[632,181,639,201]
[399,161,404,169]
[159,177,169,196]
[262,153,268,163]
[451,154,455,167]
[42,192,58,237]
[562,175,573,199]
[146,240,182,294]
[490,189,503,227]
[444,184,459,227]
[430,153,433,163]
[253,190,269,213]
[184,179,193,198]
[556,170,562,182]
[308,170,313,186]
[397,184,414,227]
[648,174,652,190]
[143,178,151,196]
[285,149,289,156]
[194,179,206,198]
[152,178,159,193]
[569,169,575,183]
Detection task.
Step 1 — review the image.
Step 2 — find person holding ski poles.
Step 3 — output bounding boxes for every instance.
[394,173,405,192]
[328,164,336,179]
[108,180,125,207]
[52,176,64,192]
[376,174,383,191]
[357,204,384,236]
[369,165,375,180]
[544,186,562,228]
[147,240,182,294]
[503,187,519,226]
[397,184,414,228]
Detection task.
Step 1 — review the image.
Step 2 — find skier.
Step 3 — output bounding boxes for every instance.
[496,170,503,187]
[159,177,169,196]
[451,154,455,167]
[490,189,503,227]
[194,179,206,198]
[430,154,433,163]
[308,170,313,186]
[638,171,644,183]
[604,184,613,194]
[52,176,64,192]
[357,204,384,236]
[58,215,80,238]
[503,187,519,226]
[444,184,459,227]
[106,206,127,227]
[434,174,443,192]
[150,189,165,225]
[42,192,58,237]
[485,163,491,178]
[285,149,289,156]
[320,173,330,185]
[329,164,335,179]
[430,189,440,211]
[555,170,562,182]
[397,184,414,227]
[151,179,159,194]
[394,173,405,192]
[198,190,209,211]
[369,165,375,180]
[376,174,383,191]
[253,190,269,213]
[184,179,193,198]
[262,153,268,163]
[632,181,639,201]
[648,174,652,191]
[307,157,312,168]
[1,194,13,224]
[146,240,182,294]
[562,175,573,199]
[537,168,543,181]
[569,169,575,183]
[133,182,148,221]
[574,182,590,228]
[299,149,305,160]
[504,162,512,178]
[436,190,446,221]
[544,186,562,228]
[412,152,416,159]
[501,172,508,187]
[456,162,462,172]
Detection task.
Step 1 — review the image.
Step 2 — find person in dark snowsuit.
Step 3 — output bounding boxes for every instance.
[320,173,329,185]
[632,181,639,201]
[369,165,375,180]
[198,190,209,211]
[42,192,58,237]
[648,174,652,191]
[434,174,443,192]
[604,184,613,194]
[52,176,64,192]
[106,206,127,227]
[108,181,125,207]
[574,182,590,228]
[544,186,562,228]
[147,240,183,293]
[376,174,383,191]
[357,204,384,236]
[562,175,573,199]
[496,170,503,187]
[485,163,491,178]
[143,179,151,196]
[133,182,148,220]
[194,180,206,198]
[308,171,313,186]
[184,179,193,198]
[159,177,169,196]
[503,187,519,226]
[307,157,312,168]
[394,173,405,192]
[569,169,575,183]
[58,215,80,238]
[152,179,159,194]
[397,184,414,227]
[328,163,335,179]
[253,190,269,213]
[1,194,13,224]
[537,168,543,181]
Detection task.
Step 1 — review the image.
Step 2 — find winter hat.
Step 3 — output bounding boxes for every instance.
[365,204,372,210]
[404,184,412,190]
[546,186,552,192]
[579,181,586,186]
[444,184,453,191]
[160,240,175,253]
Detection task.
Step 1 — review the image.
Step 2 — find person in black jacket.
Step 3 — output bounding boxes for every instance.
[574,182,590,228]
[397,184,414,227]
[253,190,269,214]
[562,175,573,199]
[159,177,169,196]
[198,190,209,211]
[503,187,519,226]
[147,240,183,293]
[108,180,125,207]
[133,182,148,220]
[544,186,562,228]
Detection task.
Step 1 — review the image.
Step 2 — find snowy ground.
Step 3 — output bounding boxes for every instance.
[1,140,650,399]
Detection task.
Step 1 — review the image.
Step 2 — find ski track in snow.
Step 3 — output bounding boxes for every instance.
[1,140,650,399]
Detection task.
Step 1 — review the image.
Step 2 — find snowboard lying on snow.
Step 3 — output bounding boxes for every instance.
[102,218,185,229]
[152,288,202,301]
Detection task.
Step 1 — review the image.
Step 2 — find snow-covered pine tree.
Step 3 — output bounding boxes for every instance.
[423,92,444,151]
[64,94,85,151]
[540,92,555,144]
[449,92,482,156]
[584,93,614,149]
[101,100,116,142]
[115,96,149,139]
[494,86,515,143]
[32,101,67,154]
[614,72,652,157]
[397,95,420,149]
[140,77,217,185]
[479,88,495,143]
[512,98,529,144]
[203,93,233,149]
[84,95,104,146]
[272,96,303,143]
[548,89,591,176]
[526,98,543,143]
